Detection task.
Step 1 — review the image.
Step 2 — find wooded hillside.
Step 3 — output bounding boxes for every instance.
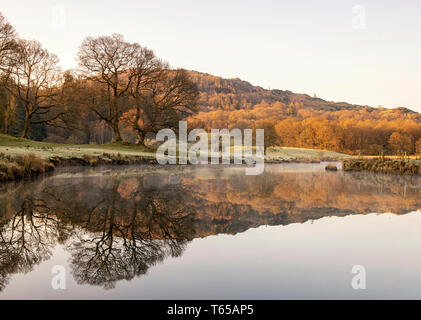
[187,71,421,155]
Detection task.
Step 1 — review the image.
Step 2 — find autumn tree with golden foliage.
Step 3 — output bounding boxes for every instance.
[416,138,421,155]
[388,132,413,154]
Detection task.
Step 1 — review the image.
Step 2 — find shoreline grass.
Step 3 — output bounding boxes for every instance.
[0,154,55,182]
[0,133,354,183]
[265,146,352,162]
[343,159,421,175]
[1,134,353,163]
[0,134,159,183]
[0,133,157,161]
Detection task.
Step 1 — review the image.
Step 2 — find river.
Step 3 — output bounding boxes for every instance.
[0,163,420,299]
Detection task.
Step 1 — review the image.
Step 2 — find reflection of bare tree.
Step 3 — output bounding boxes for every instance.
[42,177,195,289]
[68,233,187,289]
[0,197,61,291]
[0,175,196,291]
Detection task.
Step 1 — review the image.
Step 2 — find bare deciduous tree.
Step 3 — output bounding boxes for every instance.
[5,39,63,138]
[126,68,199,145]
[77,34,144,142]
[0,12,17,134]
[0,12,16,70]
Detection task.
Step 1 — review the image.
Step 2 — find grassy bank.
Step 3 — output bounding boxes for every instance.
[0,134,159,182]
[1,134,352,163]
[0,154,55,182]
[0,134,354,183]
[265,146,351,162]
[343,159,421,175]
[0,133,157,160]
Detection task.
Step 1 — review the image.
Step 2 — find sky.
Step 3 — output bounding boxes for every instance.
[1,0,421,112]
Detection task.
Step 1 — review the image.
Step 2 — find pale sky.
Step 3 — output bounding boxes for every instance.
[1,0,421,112]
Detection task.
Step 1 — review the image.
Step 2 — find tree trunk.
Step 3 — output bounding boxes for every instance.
[136,129,145,146]
[112,121,122,142]
[21,114,31,139]
[4,117,8,134]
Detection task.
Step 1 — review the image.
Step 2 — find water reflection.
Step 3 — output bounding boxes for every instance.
[0,198,58,291]
[0,164,420,292]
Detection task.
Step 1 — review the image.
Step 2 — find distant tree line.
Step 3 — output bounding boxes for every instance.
[189,105,421,155]
[187,74,421,155]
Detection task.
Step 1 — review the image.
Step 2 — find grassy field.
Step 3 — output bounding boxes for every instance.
[0,134,157,160]
[0,133,353,163]
[358,155,421,160]
[265,146,352,162]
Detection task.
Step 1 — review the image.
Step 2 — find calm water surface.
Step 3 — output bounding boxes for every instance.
[0,163,420,299]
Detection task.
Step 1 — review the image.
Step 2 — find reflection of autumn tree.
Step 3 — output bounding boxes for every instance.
[41,176,196,289]
[181,168,421,236]
[0,196,62,291]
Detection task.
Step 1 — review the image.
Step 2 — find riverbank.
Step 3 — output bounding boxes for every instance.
[0,154,55,182]
[265,146,351,163]
[0,152,159,183]
[1,134,352,162]
[0,133,157,160]
[343,159,421,175]
[0,134,159,182]
[0,134,353,182]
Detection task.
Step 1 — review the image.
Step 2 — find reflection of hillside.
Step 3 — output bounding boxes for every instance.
[181,170,421,237]
[0,166,420,290]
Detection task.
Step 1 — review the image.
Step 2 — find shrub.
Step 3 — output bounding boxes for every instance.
[325,164,338,171]
[0,154,54,183]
